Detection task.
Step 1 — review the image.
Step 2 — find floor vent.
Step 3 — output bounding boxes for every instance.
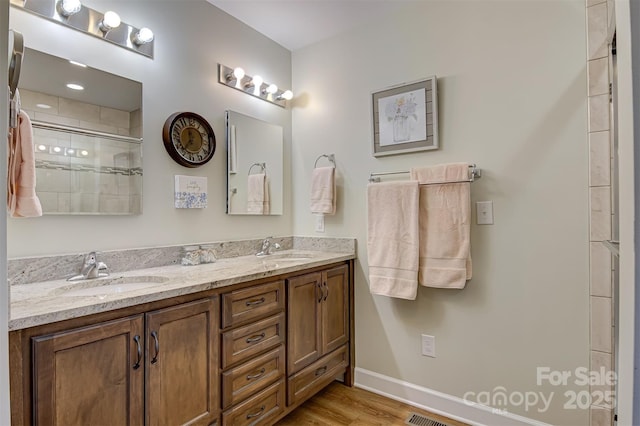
[405,412,451,426]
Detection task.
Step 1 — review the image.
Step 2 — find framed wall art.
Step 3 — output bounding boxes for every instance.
[371,76,438,157]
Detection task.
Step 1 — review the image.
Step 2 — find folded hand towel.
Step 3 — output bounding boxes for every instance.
[367,180,420,300]
[247,173,268,214]
[411,163,471,289]
[7,110,42,218]
[310,166,336,215]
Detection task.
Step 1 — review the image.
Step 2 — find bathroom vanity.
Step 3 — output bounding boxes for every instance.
[8,247,354,426]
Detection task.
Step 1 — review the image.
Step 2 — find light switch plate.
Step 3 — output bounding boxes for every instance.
[476,201,494,225]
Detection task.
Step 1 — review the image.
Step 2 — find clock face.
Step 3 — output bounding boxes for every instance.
[162,112,216,167]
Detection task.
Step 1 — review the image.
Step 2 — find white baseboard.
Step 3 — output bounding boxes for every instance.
[354,368,551,426]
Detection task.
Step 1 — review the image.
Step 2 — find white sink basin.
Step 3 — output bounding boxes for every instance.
[54,275,169,297]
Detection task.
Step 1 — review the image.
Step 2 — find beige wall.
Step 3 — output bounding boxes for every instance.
[291,1,589,424]
[8,0,293,257]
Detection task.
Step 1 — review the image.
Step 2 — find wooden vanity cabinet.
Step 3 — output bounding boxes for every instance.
[32,315,145,426]
[286,264,350,405]
[10,259,354,426]
[29,298,219,426]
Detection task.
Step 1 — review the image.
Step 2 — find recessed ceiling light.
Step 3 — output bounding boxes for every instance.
[69,60,87,68]
[36,103,52,109]
[66,83,84,90]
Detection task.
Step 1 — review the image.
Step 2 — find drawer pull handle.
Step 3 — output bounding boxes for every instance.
[317,282,323,303]
[246,405,265,419]
[246,297,265,306]
[132,335,142,370]
[151,331,159,364]
[315,366,327,376]
[246,368,266,380]
[246,332,266,344]
[323,281,329,301]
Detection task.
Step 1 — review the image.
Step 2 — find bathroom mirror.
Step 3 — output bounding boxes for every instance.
[226,110,283,215]
[18,47,143,215]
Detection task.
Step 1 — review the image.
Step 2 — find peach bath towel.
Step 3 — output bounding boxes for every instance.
[410,163,471,289]
[310,166,336,215]
[7,110,42,218]
[367,180,420,300]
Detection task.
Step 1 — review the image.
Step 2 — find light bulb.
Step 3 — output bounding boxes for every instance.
[66,83,84,90]
[53,146,62,153]
[80,150,89,156]
[252,75,263,87]
[66,148,75,155]
[99,11,121,32]
[132,27,154,45]
[233,67,245,80]
[37,145,47,151]
[280,90,293,100]
[266,84,278,95]
[59,0,81,17]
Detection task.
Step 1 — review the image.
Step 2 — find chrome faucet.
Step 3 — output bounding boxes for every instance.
[68,251,109,281]
[256,237,281,256]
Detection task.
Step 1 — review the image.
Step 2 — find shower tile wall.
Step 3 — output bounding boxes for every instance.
[20,89,142,214]
[586,1,615,425]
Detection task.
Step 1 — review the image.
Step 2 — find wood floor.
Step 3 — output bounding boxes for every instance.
[275,382,468,426]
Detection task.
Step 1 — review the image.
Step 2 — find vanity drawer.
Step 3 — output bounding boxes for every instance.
[222,280,285,328]
[221,345,285,409]
[222,313,285,369]
[287,344,348,406]
[222,379,285,426]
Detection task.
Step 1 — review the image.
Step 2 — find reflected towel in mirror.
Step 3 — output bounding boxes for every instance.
[247,173,269,214]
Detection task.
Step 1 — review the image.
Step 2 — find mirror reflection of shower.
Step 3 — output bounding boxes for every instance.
[18,47,143,215]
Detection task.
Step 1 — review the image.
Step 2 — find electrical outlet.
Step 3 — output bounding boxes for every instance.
[314,214,325,233]
[421,334,435,357]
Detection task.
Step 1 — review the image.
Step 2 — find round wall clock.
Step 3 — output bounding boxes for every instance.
[162,112,216,168]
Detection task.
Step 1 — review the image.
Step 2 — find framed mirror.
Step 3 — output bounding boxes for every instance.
[18,47,143,215]
[226,110,283,215]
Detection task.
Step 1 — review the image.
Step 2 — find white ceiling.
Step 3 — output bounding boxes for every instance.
[207,0,405,51]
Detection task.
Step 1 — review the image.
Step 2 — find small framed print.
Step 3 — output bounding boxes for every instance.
[371,76,438,157]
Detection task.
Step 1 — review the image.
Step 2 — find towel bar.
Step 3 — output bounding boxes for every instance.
[369,164,481,184]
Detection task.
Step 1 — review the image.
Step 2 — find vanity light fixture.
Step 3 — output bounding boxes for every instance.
[57,0,81,17]
[98,11,121,32]
[218,63,293,108]
[10,0,155,58]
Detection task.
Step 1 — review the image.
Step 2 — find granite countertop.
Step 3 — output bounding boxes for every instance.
[9,249,354,331]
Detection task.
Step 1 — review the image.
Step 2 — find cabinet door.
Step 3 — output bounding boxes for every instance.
[146,298,219,426]
[287,272,322,373]
[32,315,144,426]
[321,265,349,355]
